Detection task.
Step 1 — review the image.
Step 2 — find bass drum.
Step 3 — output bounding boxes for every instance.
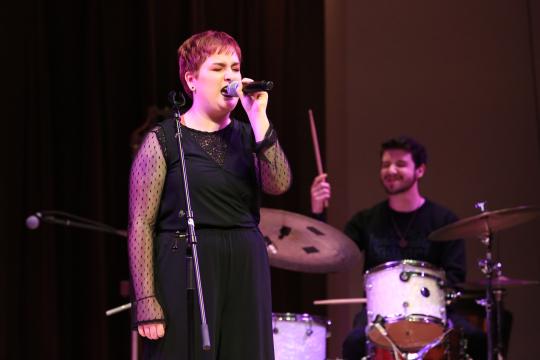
[371,328,467,359]
[272,312,329,360]
[365,260,447,352]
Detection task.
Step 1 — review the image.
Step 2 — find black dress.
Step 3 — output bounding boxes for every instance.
[128,117,291,359]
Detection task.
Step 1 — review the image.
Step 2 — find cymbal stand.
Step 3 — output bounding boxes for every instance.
[474,201,500,360]
[493,289,506,359]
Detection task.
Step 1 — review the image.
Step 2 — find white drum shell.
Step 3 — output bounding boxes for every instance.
[365,260,447,330]
[272,313,327,360]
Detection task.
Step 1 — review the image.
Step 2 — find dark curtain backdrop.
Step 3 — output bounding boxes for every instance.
[3,1,325,358]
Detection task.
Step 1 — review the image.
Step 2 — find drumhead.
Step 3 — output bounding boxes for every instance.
[364,259,442,276]
[272,312,329,327]
[368,316,446,352]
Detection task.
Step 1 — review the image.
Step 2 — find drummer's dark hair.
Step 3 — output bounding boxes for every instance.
[380,136,427,167]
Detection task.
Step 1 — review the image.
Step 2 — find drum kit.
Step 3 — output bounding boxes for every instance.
[259,204,540,360]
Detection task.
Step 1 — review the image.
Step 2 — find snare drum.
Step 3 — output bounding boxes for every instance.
[365,260,447,352]
[272,312,329,360]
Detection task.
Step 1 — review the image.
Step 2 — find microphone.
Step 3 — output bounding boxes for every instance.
[221,80,274,97]
[25,212,73,230]
[26,213,42,230]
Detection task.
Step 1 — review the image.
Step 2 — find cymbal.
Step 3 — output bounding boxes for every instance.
[429,205,540,241]
[259,208,362,273]
[313,298,367,306]
[458,275,540,289]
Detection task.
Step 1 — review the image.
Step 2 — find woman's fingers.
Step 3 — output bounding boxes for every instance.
[138,323,166,340]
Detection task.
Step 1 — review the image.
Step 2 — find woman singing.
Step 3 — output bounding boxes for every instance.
[127,30,291,359]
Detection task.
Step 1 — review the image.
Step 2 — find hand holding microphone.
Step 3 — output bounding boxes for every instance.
[221,80,274,97]
[224,78,272,142]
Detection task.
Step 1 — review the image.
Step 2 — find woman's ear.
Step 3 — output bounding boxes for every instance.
[185,71,196,89]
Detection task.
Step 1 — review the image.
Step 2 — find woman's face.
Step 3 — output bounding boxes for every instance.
[187,50,242,115]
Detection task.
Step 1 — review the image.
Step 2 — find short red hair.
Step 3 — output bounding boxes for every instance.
[177,30,242,96]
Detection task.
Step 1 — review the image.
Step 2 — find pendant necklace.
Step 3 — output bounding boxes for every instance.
[391,210,418,248]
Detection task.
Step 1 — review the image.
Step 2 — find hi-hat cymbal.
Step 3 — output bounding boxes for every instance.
[429,205,540,241]
[458,275,540,289]
[259,208,362,273]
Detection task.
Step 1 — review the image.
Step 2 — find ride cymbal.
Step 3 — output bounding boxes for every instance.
[259,208,362,273]
[429,205,540,241]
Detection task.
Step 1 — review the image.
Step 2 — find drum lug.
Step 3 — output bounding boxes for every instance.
[402,301,410,309]
[440,307,446,315]
[400,271,411,282]
[366,282,373,290]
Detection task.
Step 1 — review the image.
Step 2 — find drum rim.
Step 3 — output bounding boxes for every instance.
[367,313,446,330]
[272,312,328,326]
[364,259,442,275]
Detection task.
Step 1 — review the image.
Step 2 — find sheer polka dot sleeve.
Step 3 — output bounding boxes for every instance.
[128,131,166,325]
[258,138,292,195]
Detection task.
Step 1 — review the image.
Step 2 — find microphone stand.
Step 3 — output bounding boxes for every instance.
[170,91,211,355]
[27,210,139,360]
[29,211,127,237]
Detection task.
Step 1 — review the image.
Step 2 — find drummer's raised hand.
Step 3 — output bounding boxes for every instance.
[311,173,331,214]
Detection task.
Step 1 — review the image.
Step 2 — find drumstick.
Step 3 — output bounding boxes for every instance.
[309,109,324,175]
[309,109,329,208]
[313,298,367,306]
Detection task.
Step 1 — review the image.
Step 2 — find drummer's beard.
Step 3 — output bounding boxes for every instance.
[381,174,418,195]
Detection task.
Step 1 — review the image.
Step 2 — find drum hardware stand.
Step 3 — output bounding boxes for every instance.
[445,288,462,305]
[170,91,211,355]
[475,284,507,360]
[369,316,403,360]
[474,201,501,360]
[493,289,506,360]
[458,331,472,360]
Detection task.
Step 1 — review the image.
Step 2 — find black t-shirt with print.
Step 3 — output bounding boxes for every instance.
[345,199,466,286]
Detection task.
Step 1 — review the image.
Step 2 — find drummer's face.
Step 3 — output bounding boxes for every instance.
[380,149,424,195]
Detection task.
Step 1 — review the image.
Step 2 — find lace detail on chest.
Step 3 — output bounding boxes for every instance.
[184,124,231,166]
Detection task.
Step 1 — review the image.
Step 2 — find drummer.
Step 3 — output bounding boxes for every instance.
[311,136,485,359]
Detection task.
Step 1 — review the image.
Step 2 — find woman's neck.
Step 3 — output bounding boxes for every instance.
[182,107,230,132]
